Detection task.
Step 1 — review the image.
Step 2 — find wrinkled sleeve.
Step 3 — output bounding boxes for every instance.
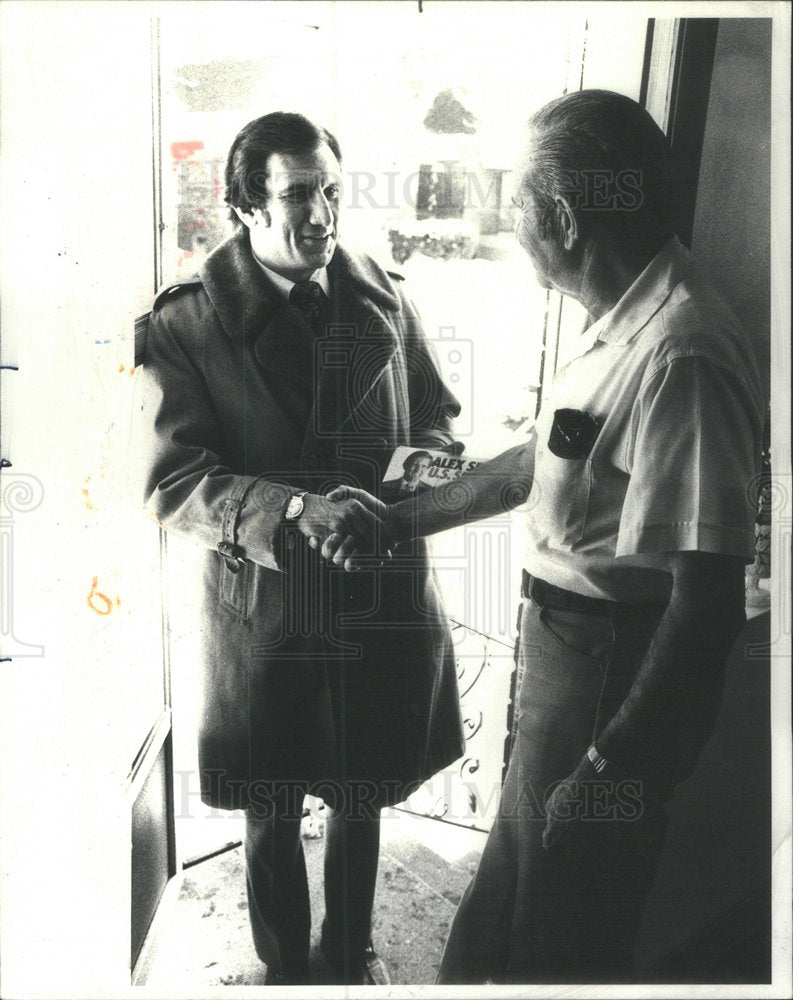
[137,301,291,572]
[617,355,761,561]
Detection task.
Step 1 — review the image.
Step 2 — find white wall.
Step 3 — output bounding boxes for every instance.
[0,3,161,994]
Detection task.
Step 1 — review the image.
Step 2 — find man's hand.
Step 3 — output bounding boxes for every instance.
[542,755,592,854]
[296,493,391,570]
[311,486,394,570]
[325,485,386,517]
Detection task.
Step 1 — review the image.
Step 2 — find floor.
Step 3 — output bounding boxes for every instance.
[136,807,485,990]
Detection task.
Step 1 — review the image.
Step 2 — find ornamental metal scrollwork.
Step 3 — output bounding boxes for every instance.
[429,794,450,820]
[459,757,480,779]
[461,709,483,741]
[459,758,482,819]
[458,657,487,699]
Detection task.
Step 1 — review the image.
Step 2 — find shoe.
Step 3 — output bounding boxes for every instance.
[362,940,391,986]
[320,938,391,985]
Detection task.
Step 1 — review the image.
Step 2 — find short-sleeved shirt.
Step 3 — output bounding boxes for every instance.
[524,237,765,604]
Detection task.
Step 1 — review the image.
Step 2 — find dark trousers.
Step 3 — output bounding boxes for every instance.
[438,590,669,984]
[244,785,380,980]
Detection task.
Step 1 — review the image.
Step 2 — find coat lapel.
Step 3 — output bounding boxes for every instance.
[199,229,276,339]
[200,232,406,457]
[309,273,399,442]
[201,229,318,386]
[302,245,410,471]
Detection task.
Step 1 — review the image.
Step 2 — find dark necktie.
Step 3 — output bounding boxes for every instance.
[290,279,327,335]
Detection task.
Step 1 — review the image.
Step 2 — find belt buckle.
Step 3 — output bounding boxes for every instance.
[217,540,246,573]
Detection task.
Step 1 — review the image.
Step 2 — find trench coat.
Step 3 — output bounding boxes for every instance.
[137,230,465,811]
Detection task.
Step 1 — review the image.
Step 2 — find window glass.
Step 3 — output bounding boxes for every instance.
[158,3,645,454]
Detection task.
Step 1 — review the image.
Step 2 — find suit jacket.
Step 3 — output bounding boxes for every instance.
[137,230,465,809]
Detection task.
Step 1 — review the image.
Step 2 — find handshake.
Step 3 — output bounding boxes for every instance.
[296,486,399,572]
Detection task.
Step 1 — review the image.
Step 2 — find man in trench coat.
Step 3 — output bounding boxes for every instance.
[136,112,464,985]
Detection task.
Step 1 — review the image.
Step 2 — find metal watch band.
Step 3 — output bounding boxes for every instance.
[586,743,610,774]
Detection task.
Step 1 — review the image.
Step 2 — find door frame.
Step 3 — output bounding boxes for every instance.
[129,18,179,981]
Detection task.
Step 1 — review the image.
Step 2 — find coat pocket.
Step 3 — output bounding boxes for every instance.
[218,557,256,619]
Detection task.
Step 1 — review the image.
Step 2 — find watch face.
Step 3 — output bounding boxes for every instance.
[285,495,304,521]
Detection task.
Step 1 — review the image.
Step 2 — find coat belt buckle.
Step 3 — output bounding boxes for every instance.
[217,541,246,573]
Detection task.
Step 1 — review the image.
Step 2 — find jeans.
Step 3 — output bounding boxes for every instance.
[438,588,669,984]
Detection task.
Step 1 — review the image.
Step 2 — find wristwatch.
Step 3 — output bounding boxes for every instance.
[586,743,610,774]
[283,491,308,522]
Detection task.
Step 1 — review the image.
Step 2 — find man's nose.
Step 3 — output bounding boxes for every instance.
[309,190,333,228]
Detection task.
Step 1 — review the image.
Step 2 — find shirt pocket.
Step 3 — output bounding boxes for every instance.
[531,447,592,547]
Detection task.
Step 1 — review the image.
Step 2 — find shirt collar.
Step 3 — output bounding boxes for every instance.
[556,303,617,371]
[597,236,692,346]
[253,256,330,299]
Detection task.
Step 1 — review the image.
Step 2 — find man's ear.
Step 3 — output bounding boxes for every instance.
[233,206,270,229]
[554,196,578,251]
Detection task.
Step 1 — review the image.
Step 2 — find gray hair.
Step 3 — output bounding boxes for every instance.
[524,90,675,249]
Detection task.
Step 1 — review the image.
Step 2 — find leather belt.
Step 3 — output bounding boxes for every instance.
[522,570,668,615]
[523,570,610,614]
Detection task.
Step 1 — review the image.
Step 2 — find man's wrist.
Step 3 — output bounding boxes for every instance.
[586,742,611,775]
[387,498,414,544]
[282,490,309,522]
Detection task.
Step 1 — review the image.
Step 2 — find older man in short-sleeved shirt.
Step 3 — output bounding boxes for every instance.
[323,90,764,984]
[525,235,761,603]
[433,232,762,984]
[432,95,763,985]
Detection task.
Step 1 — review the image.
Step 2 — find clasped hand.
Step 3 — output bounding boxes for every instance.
[297,487,393,571]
